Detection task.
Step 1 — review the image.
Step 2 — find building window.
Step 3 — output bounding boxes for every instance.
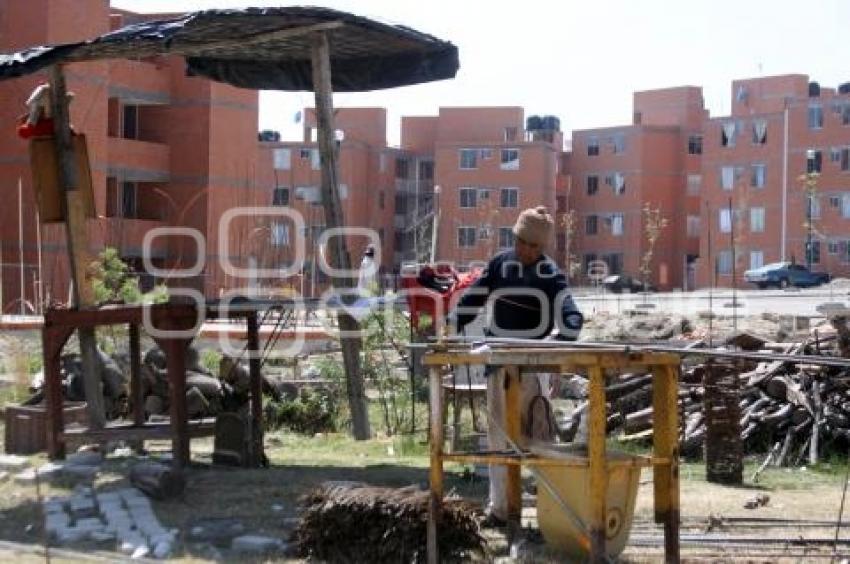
[583,253,598,275]
[586,175,599,195]
[585,215,598,235]
[500,187,518,208]
[828,240,840,255]
[295,185,320,204]
[121,104,138,140]
[750,207,765,232]
[500,148,520,170]
[750,250,764,270]
[716,250,733,275]
[308,149,321,170]
[808,195,821,219]
[504,127,518,142]
[686,174,702,195]
[273,148,291,170]
[809,104,824,129]
[687,135,703,155]
[751,164,766,188]
[272,187,289,206]
[395,158,410,179]
[120,181,137,218]
[686,215,700,238]
[270,222,290,247]
[606,172,625,195]
[720,166,737,190]
[299,148,312,160]
[338,183,349,200]
[458,227,476,248]
[806,240,821,264]
[459,149,478,170]
[419,160,434,180]
[459,187,477,208]
[587,137,599,156]
[719,208,732,233]
[843,194,850,218]
[611,133,626,154]
[721,122,737,147]
[752,120,767,144]
[840,148,850,171]
[379,153,387,172]
[608,213,624,236]
[498,227,515,248]
[603,253,624,275]
[807,149,823,173]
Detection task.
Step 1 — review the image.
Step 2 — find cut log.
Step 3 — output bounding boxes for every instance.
[775,429,794,467]
[624,406,653,434]
[130,461,186,499]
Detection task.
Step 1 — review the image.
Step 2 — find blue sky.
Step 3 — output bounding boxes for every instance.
[113,0,850,146]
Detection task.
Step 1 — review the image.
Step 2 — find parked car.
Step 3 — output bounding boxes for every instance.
[602,274,655,294]
[743,262,830,289]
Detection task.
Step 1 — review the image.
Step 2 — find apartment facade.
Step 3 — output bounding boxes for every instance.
[696,74,850,287]
[0,1,263,311]
[568,87,707,290]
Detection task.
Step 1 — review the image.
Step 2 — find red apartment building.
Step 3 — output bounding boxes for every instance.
[0,1,262,311]
[696,74,850,288]
[568,87,707,290]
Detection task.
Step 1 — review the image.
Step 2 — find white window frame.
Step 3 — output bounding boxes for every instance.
[270,221,290,247]
[686,174,702,195]
[500,187,518,208]
[716,250,733,275]
[273,148,291,170]
[809,104,824,129]
[751,164,766,188]
[459,187,477,208]
[498,227,514,248]
[459,149,478,170]
[609,213,624,236]
[719,209,732,233]
[500,148,520,170]
[750,207,765,233]
[686,215,700,238]
[749,250,764,270]
[458,226,476,248]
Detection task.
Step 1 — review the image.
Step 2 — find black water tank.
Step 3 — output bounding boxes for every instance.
[542,115,561,131]
[258,129,281,142]
[839,82,850,95]
[526,115,543,131]
[808,81,821,97]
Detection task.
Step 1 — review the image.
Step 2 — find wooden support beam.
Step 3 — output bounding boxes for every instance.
[48,64,105,429]
[587,364,608,562]
[162,338,190,468]
[310,30,369,440]
[247,312,264,466]
[129,323,144,452]
[427,366,444,564]
[652,364,680,563]
[504,366,522,526]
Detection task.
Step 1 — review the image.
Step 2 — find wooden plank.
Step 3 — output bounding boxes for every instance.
[587,364,607,561]
[652,364,680,563]
[504,366,522,526]
[427,367,443,564]
[64,419,216,442]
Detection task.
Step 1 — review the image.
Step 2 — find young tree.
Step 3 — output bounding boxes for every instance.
[639,204,669,290]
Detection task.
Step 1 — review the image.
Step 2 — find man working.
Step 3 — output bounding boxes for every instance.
[450,205,584,524]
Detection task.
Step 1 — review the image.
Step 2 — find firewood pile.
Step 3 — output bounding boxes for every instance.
[290,482,485,562]
[558,317,850,466]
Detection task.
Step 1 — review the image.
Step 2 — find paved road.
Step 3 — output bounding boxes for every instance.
[574,286,850,318]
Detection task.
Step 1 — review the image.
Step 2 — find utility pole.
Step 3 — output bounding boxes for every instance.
[803,149,819,271]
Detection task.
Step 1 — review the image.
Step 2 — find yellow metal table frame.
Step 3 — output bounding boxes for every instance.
[423,346,681,564]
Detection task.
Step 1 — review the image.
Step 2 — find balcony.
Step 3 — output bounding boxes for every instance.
[107,138,170,183]
[100,217,169,261]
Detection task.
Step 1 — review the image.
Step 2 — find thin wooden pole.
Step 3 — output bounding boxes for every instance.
[247,312,264,466]
[310,31,370,440]
[48,64,105,429]
[427,366,444,564]
[504,366,522,526]
[587,364,608,562]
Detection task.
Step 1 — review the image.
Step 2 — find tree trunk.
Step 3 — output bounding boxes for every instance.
[311,33,370,439]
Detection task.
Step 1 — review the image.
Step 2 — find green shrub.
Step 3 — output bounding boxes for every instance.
[264,387,339,435]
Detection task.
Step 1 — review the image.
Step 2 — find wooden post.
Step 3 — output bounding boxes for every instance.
[504,366,522,526]
[43,325,72,459]
[247,311,264,466]
[587,363,608,562]
[652,364,680,563]
[48,64,105,429]
[164,338,189,468]
[310,31,370,440]
[129,323,144,452]
[427,366,444,564]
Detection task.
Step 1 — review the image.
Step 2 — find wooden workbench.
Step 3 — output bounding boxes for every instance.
[423,345,681,563]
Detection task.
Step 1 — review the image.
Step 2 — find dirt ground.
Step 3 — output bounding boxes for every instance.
[0,430,845,562]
